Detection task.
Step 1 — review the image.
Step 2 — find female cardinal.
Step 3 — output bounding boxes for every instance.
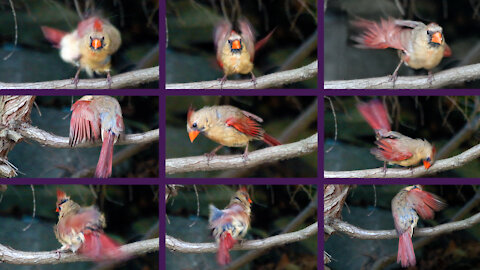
[42,16,121,88]
[186,105,281,159]
[214,19,274,87]
[54,189,127,261]
[69,96,124,178]
[209,186,252,265]
[352,18,451,83]
[391,185,446,267]
[357,99,435,169]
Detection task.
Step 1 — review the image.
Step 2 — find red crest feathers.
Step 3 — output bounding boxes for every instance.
[187,105,195,123]
[94,19,103,32]
[57,189,66,199]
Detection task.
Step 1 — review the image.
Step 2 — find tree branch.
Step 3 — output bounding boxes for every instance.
[16,123,158,148]
[0,67,159,89]
[166,134,317,174]
[0,238,158,265]
[166,61,317,89]
[327,213,480,240]
[324,143,480,178]
[324,63,480,89]
[166,222,317,253]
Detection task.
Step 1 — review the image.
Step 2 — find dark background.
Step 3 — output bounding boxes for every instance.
[0,0,159,88]
[8,96,159,178]
[166,96,318,178]
[324,96,480,177]
[324,0,480,88]
[0,185,159,270]
[166,185,317,270]
[325,185,480,270]
[166,0,317,88]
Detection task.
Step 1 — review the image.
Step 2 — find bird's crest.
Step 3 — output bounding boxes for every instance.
[94,19,103,32]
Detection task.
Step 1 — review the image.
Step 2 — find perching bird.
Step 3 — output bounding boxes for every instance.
[214,18,274,87]
[186,105,281,160]
[42,16,122,88]
[69,96,124,178]
[54,189,127,261]
[391,185,446,267]
[352,18,451,83]
[209,186,252,265]
[357,99,435,169]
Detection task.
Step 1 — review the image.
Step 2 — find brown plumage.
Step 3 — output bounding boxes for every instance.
[187,105,281,159]
[352,18,451,82]
[357,100,435,169]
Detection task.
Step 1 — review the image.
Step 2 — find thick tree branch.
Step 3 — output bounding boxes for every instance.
[324,143,480,178]
[0,67,159,89]
[0,238,158,265]
[166,61,317,89]
[166,134,317,174]
[327,213,480,240]
[16,123,158,148]
[166,222,317,253]
[324,63,480,89]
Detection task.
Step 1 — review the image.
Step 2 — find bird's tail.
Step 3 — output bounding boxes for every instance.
[95,131,115,178]
[262,133,281,146]
[41,26,67,48]
[397,232,416,267]
[357,99,391,132]
[351,18,404,51]
[80,231,127,261]
[217,232,237,265]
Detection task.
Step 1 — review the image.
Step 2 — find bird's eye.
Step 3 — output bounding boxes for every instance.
[192,123,197,128]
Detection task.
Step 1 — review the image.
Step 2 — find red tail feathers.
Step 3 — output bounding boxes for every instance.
[351,18,405,51]
[79,231,126,261]
[263,133,281,146]
[357,100,391,132]
[41,26,67,48]
[398,232,416,267]
[95,132,115,178]
[217,232,237,265]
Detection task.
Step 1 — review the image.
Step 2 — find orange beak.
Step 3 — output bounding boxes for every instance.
[91,38,102,49]
[431,32,442,44]
[423,160,432,169]
[56,207,60,213]
[248,198,252,204]
[188,130,200,143]
[231,40,241,50]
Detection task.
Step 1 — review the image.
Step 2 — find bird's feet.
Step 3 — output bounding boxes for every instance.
[388,72,398,87]
[217,75,228,89]
[204,152,216,165]
[427,71,434,86]
[250,72,257,89]
[106,72,113,89]
[72,69,81,89]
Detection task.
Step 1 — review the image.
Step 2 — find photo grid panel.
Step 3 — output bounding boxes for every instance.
[324,0,480,267]
[0,0,322,270]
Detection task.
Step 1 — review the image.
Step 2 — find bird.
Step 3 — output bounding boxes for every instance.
[69,96,124,178]
[209,186,252,265]
[357,99,435,169]
[351,18,451,83]
[186,105,281,160]
[54,189,127,261]
[214,18,274,88]
[41,15,122,88]
[391,185,446,267]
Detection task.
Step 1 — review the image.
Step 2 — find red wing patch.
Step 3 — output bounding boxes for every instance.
[375,139,413,161]
[225,117,261,138]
